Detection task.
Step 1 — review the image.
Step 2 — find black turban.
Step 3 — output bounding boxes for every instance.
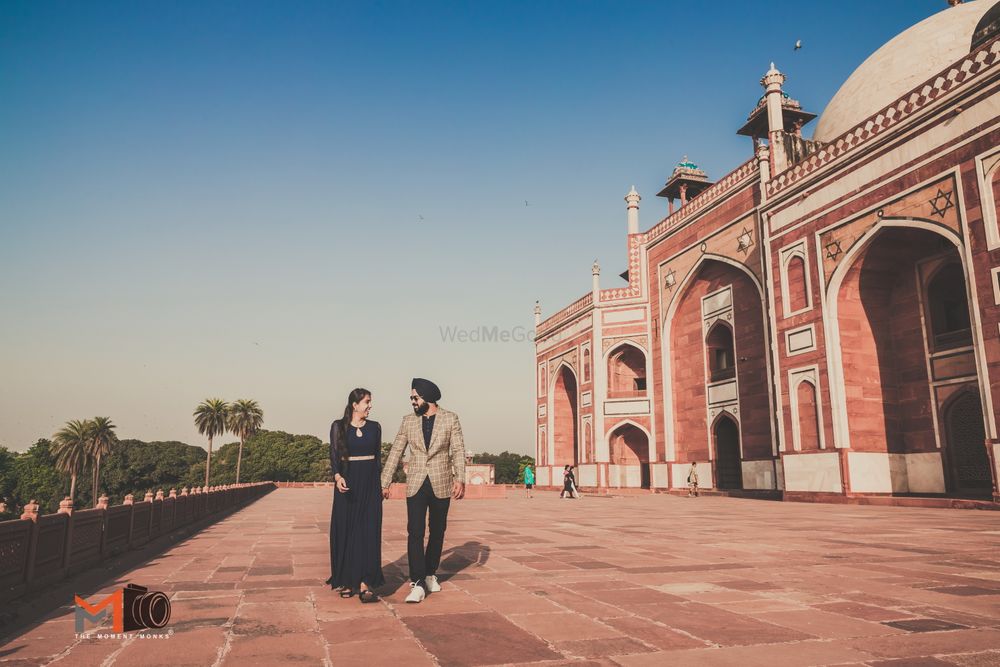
[411,378,441,403]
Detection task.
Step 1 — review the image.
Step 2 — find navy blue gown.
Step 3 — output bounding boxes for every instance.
[326,419,385,591]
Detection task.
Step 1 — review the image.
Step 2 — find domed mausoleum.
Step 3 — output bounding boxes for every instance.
[534,0,1000,505]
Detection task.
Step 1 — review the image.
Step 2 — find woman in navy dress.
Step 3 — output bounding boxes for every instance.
[326,388,384,602]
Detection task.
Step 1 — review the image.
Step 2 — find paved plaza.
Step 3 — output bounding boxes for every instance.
[2,488,1000,666]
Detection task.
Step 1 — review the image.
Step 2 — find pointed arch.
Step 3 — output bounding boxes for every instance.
[705,320,736,382]
[824,218,968,451]
[660,253,773,462]
[606,341,648,398]
[548,361,580,467]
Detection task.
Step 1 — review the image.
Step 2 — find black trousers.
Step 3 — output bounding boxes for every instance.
[406,476,451,584]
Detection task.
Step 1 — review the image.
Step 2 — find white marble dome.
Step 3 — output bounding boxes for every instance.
[813,0,999,143]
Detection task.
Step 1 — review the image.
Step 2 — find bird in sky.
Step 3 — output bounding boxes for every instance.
[794,39,802,50]
[418,214,425,222]
[525,200,530,206]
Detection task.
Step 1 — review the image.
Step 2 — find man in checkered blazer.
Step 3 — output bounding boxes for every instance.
[381,378,466,603]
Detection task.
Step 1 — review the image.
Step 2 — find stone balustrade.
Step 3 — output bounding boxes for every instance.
[0,482,275,605]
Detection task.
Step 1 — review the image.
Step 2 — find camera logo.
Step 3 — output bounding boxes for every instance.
[75,583,172,633]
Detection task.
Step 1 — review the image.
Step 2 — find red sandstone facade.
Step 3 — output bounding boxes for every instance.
[534,2,1000,502]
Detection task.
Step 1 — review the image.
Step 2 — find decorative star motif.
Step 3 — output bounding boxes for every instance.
[736,227,754,255]
[929,189,954,218]
[663,269,676,290]
[825,240,843,261]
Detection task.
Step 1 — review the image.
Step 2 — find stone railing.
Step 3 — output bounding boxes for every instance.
[646,157,758,244]
[536,292,594,338]
[767,37,1000,197]
[0,482,275,605]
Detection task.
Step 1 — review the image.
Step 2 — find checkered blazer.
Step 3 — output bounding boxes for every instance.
[381,408,466,498]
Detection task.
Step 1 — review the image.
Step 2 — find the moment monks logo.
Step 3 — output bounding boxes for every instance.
[74,584,172,638]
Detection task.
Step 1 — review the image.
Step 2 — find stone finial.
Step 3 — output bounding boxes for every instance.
[625,186,641,235]
[144,490,154,502]
[625,185,640,205]
[58,497,74,514]
[0,502,6,514]
[124,494,134,505]
[202,485,209,494]
[169,488,177,498]
[97,494,109,509]
[761,62,784,89]
[181,487,189,496]
[592,260,600,276]
[155,489,164,500]
[21,500,39,522]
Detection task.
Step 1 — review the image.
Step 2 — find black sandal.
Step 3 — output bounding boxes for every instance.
[358,589,380,604]
[338,588,356,598]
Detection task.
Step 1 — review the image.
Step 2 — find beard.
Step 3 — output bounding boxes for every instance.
[413,402,429,416]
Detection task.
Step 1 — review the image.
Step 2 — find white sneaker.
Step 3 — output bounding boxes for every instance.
[425,575,441,593]
[405,581,425,603]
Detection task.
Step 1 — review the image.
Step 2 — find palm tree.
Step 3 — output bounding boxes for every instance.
[52,420,91,503]
[89,417,118,507]
[227,399,263,484]
[194,399,229,487]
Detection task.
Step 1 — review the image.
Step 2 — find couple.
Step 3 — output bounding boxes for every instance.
[325,378,466,604]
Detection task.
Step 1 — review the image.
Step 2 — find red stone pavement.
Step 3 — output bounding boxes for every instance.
[2,489,1000,666]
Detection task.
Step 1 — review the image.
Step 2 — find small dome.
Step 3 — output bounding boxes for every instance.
[676,155,700,170]
[813,0,998,143]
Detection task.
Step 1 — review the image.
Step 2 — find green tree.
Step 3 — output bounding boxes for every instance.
[193,398,229,488]
[52,420,91,503]
[88,417,118,506]
[97,439,207,501]
[12,439,65,514]
[472,451,535,484]
[204,430,328,483]
[227,399,263,484]
[0,446,17,514]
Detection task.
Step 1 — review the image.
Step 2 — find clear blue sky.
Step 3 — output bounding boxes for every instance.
[0,1,953,454]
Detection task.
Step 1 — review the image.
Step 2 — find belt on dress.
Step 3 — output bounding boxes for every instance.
[347,455,376,461]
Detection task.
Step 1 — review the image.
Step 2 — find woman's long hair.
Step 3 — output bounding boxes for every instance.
[335,388,371,472]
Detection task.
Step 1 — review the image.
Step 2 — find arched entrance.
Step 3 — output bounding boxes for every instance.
[607,343,647,398]
[714,415,743,490]
[666,257,773,465]
[552,365,579,467]
[832,224,992,495]
[944,391,991,497]
[608,422,650,488]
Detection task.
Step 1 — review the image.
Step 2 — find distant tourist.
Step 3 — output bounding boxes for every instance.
[326,388,384,603]
[687,462,699,497]
[381,378,466,604]
[523,464,535,498]
[560,465,578,499]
